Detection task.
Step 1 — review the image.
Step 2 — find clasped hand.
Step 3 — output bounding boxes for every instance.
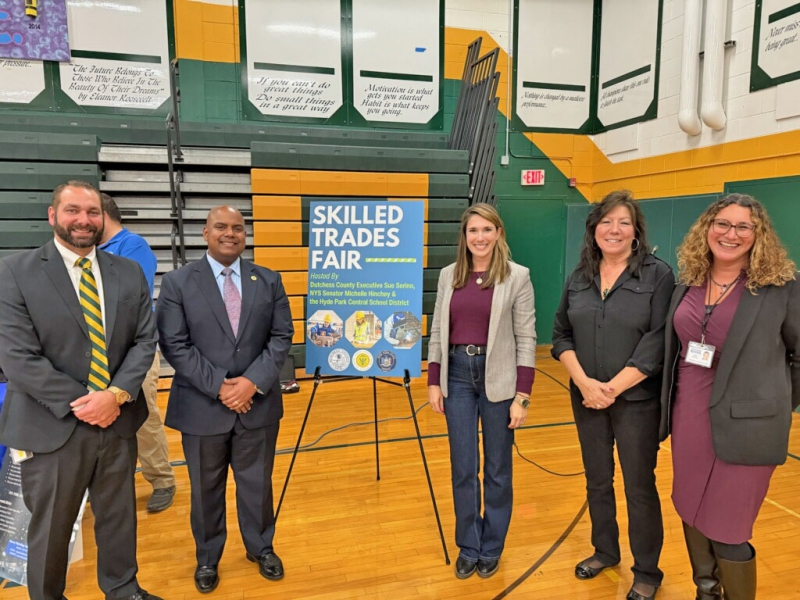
[579,377,615,410]
[219,376,256,413]
[70,390,120,428]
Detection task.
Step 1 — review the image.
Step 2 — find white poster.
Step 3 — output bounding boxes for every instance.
[58,0,170,110]
[757,0,800,80]
[596,0,659,128]
[515,0,593,130]
[352,0,440,124]
[0,59,45,104]
[244,0,342,118]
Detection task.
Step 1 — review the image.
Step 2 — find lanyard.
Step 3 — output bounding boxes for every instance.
[701,275,740,343]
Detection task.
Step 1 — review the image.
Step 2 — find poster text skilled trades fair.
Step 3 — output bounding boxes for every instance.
[306,201,424,378]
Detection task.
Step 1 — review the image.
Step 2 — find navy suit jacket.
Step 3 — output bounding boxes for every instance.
[0,241,156,453]
[156,256,294,436]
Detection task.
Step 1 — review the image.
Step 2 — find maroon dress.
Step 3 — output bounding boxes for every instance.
[671,281,776,544]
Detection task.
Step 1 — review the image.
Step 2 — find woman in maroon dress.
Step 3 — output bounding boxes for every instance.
[660,194,799,600]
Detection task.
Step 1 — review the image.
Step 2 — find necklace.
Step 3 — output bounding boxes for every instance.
[600,261,626,301]
[709,274,740,290]
[475,272,485,285]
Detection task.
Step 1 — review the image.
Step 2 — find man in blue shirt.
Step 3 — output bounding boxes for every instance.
[99,194,176,513]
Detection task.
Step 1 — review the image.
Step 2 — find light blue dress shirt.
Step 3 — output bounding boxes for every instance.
[206,254,242,297]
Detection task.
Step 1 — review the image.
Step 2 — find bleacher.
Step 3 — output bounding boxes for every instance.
[0,118,468,373]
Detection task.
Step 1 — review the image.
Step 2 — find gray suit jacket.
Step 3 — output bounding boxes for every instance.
[428,262,536,401]
[0,241,156,453]
[156,257,294,436]
[659,277,800,465]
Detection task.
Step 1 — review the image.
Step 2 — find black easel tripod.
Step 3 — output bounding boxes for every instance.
[275,366,450,564]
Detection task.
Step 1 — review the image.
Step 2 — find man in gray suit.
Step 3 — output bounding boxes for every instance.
[0,181,161,600]
[156,206,293,593]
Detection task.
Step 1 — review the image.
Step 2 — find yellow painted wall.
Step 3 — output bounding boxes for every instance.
[174,0,239,63]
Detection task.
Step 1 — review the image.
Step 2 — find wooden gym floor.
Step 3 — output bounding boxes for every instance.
[3,352,800,599]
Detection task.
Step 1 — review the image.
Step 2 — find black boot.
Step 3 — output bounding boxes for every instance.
[716,544,756,600]
[682,522,722,600]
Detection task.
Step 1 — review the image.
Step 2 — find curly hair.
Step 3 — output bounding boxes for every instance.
[453,203,511,289]
[677,193,796,292]
[577,189,650,279]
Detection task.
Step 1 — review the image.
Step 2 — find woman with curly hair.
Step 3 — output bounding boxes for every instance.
[660,193,799,600]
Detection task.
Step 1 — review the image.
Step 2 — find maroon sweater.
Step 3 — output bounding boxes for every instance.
[428,272,535,394]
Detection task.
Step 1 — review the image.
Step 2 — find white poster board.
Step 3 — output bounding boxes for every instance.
[0,60,46,104]
[753,0,800,89]
[58,0,170,110]
[515,0,593,131]
[243,0,343,118]
[596,0,659,128]
[352,0,440,124]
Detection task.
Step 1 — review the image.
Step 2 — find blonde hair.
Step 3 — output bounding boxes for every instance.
[677,193,796,292]
[453,203,511,289]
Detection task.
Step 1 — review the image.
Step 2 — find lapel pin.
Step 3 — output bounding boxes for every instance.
[251,275,257,281]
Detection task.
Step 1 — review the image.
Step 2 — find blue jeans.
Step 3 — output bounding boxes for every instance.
[445,349,514,562]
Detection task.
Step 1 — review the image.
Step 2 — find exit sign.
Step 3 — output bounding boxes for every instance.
[521,169,545,186]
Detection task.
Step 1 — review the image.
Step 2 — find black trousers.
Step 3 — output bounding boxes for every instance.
[182,418,280,567]
[21,422,140,600]
[571,394,664,586]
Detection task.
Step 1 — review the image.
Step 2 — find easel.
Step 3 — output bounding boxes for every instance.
[275,366,451,564]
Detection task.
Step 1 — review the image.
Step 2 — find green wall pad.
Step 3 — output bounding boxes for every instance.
[0,221,52,248]
[251,142,468,174]
[0,162,101,190]
[428,174,469,198]
[0,114,449,150]
[427,245,456,268]
[0,132,100,163]
[0,192,51,219]
[248,125,448,149]
[423,268,442,292]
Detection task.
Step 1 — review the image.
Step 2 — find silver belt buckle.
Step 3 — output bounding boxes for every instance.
[466,344,478,356]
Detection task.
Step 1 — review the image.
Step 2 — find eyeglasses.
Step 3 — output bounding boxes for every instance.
[711,219,755,238]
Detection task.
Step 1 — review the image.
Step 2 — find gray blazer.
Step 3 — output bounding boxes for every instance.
[659,277,800,465]
[0,241,156,453]
[428,262,536,401]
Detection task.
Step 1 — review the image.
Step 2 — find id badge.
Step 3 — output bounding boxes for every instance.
[9,448,34,464]
[685,341,715,368]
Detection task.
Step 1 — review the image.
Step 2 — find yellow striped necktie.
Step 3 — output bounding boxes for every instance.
[76,258,110,391]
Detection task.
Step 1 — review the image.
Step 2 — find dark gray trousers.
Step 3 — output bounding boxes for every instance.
[21,422,140,600]
[182,419,279,567]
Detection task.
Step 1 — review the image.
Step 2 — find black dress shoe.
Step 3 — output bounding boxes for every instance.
[477,558,500,578]
[455,556,477,579]
[123,591,163,600]
[195,565,219,593]
[246,552,284,580]
[575,556,618,580]
[626,584,659,600]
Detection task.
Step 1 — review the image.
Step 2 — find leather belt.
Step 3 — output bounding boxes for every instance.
[451,344,487,356]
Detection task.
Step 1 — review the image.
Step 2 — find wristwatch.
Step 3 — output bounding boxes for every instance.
[514,395,530,409]
[107,386,131,405]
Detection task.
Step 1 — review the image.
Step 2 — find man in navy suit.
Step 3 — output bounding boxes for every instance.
[156,206,293,593]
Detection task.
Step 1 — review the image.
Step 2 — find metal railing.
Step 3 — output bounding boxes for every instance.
[448,38,500,206]
[166,59,186,268]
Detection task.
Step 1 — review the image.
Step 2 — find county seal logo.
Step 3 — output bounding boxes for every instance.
[328,348,351,372]
[353,350,373,372]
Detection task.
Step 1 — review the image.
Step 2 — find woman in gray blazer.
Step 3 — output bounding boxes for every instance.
[427,203,536,580]
[660,194,799,600]
[552,190,674,600]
